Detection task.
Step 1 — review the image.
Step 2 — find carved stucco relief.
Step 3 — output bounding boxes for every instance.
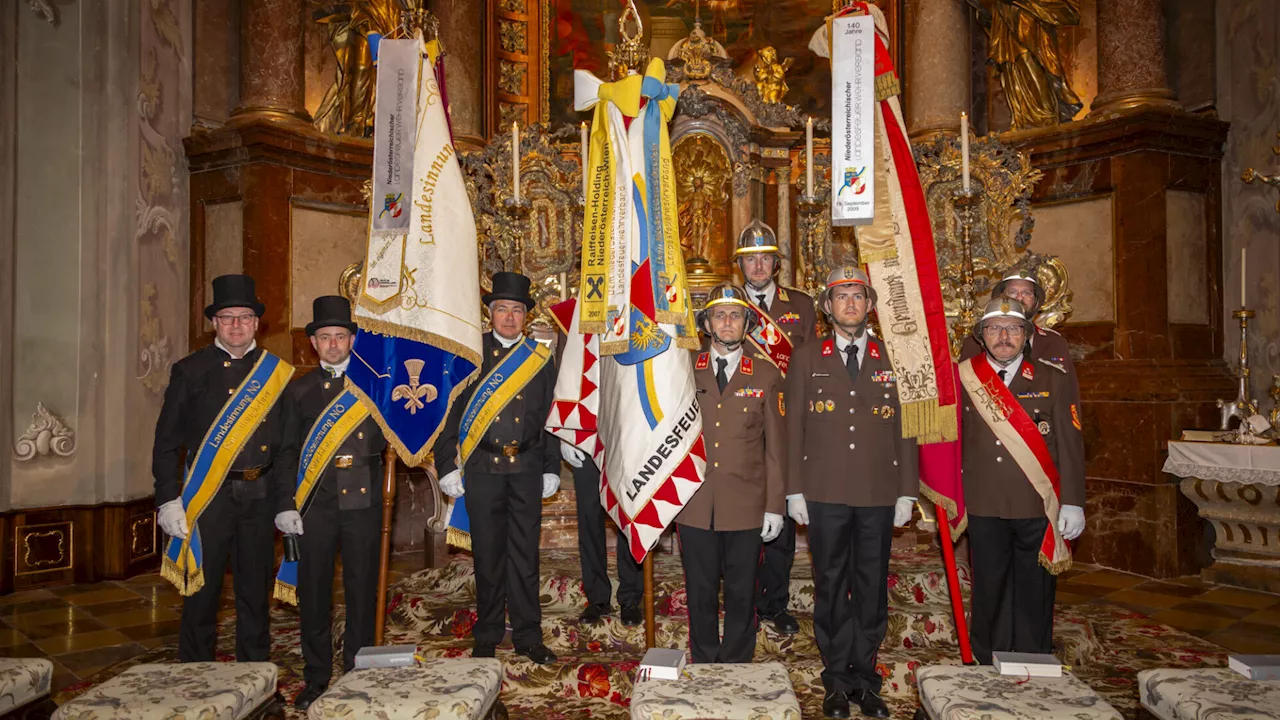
[14,402,75,461]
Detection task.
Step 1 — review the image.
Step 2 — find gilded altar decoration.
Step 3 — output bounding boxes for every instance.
[312,0,432,138]
[668,6,729,81]
[975,0,1083,129]
[608,2,649,79]
[1241,132,1280,214]
[499,60,527,95]
[673,134,732,274]
[499,18,527,53]
[753,46,793,104]
[14,403,76,462]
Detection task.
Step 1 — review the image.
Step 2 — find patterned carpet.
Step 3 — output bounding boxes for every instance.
[55,545,1230,719]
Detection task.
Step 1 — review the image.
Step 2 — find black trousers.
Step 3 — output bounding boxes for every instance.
[968,515,1057,665]
[676,524,762,664]
[467,470,544,649]
[808,502,893,694]
[178,484,274,663]
[297,498,381,686]
[757,516,795,616]
[572,462,642,608]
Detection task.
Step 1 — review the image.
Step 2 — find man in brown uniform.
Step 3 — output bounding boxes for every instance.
[961,271,1074,375]
[960,298,1086,665]
[785,267,917,719]
[677,283,786,664]
[735,228,817,635]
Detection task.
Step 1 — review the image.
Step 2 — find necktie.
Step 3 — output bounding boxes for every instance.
[998,369,1008,383]
[327,366,342,379]
[716,357,728,393]
[844,344,860,382]
[756,294,769,312]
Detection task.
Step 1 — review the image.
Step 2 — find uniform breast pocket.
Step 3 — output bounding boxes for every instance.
[731,393,765,434]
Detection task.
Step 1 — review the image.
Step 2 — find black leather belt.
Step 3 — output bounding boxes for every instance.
[478,438,533,458]
[332,454,378,469]
[228,464,271,481]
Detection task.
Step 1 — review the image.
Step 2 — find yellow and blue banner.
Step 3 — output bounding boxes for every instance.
[162,352,293,596]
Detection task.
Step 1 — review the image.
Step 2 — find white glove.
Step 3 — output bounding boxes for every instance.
[542,472,561,499]
[439,468,465,498]
[1059,505,1085,541]
[560,441,586,468]
[157,499,188,540]
[894,496,916,528]
[274,510,304,536]
[761,512,784,542]
[786,494,809,526]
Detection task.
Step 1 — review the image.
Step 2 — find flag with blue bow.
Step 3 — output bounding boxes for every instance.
[347,35,482,466]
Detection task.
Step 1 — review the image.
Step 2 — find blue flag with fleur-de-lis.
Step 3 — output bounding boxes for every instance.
[347,36,481,466]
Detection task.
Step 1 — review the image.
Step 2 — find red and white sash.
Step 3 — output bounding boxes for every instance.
[958,357,1072,574]
[747,305,794,377]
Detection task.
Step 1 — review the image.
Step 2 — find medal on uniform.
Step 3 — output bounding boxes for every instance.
[825,400,834,412]
[809,400,815,412]
[883,405,894,419]
[1038,420,1051,435]
[816,401,825,414]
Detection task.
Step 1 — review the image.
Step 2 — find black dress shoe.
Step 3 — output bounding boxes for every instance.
[823,691,851,719]
[580,602,613,623]
[620,604,643,627]
[851,689,889,719]
[762,610,800,634]
[515,643,557,665]
[293,683,328,710]
[472,643,497,658]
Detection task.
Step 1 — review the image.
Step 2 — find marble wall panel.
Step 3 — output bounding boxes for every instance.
[204,201,244,293]
[1028,197,1115,323]
[289,205,365,329]
[1166,190,1210,325]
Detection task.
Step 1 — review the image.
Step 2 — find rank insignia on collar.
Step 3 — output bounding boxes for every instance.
[1021,363,1035,381]
[741,357,754,375]
[868,343,881,360]
[822,339,835,357]
[695,352,710,370]
[778,392,786,417]
[1038,420,1051,435]
[777,287,790,302]
[1071,403,1082,430]
[871,370,895,384]
[778,312,801,324]
[734,388,764,398]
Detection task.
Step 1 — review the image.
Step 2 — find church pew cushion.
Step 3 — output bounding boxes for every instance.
[0,657,53,713]
[50,662,276,720]
[1138,668,1280,720]
[629,661,801,720]
[306,659,503,720]
[917,664,1122,720]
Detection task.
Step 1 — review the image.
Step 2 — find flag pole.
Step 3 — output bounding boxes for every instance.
[375,445,397,645]
[643,553,656,649]
[935,505,973,663]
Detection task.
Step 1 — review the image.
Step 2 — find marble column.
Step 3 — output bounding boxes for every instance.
[192,0,238,131]
[232,0,308,123]
[776,168,793,287]
[1092,0,1179,113]
[428,0,485,146]
[904,0,968,139]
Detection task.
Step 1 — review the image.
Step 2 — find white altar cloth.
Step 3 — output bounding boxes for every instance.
[1163,441,1280,487]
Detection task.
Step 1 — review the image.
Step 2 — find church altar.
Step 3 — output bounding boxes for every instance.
[1165,440,1280,594]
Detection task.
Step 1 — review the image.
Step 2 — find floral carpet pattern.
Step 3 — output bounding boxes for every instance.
[54,546,1228,719]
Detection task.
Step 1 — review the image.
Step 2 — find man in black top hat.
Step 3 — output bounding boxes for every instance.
[152,274,290,663]
[433,271,561,665]
[276,296,387,710]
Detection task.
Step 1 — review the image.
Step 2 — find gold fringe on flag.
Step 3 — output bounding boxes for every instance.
[161,556,205,598]
[918,482,968,538]
[1039,550,1073,576]
[447,526,472,551]
[900,399,959,445]
[273,582,298,606]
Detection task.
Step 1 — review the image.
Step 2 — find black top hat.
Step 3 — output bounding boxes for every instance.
[306,295,358,336]
[204,274,266,319]
[481,271,535,310]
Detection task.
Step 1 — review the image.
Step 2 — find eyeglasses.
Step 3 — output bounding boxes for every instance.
[213,314,257,326]
[982,324,1026,338]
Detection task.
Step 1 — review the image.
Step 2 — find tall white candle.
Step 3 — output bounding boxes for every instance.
[805,116,814,197]
[581,122,589,197]
[512,122,521,203]
[559,271,568,301]
[1242,246,1247,307]
[961,112,970,193]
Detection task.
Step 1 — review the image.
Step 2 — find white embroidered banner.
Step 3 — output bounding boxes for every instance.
[830,14,876,227]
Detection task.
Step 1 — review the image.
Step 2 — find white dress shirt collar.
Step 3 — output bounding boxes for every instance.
[710,345,743,384]
[492,330,522,349]
[834,330,868,363]
[214,338,257,359]
[986,352,1024,386]
[747,281,777,310]
[320,356,351,377]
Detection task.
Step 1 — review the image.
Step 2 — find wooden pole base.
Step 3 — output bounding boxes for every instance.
[643,552,656,650]
[374,445,398,646]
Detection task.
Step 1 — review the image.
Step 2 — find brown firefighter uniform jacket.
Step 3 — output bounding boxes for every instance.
[760,286,820,350]
[677,352,787,531]
[785,334,919,507]
[960,354,1086,518]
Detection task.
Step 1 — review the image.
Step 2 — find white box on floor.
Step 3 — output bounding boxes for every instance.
[637,648,687,681]
[993,651,1063,678]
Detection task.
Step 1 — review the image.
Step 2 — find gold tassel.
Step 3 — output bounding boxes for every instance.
[447,526,472,551]
[900,400,959,445]
[273,582,298,606]
[1039,550,1073,576]
[161,556,205,597]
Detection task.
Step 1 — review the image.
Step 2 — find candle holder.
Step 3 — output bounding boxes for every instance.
[1217,308,1261,432]
[1269,375,1280,432]
[497,196,532,272]
[948,189,982,358]
[796,192,827,296]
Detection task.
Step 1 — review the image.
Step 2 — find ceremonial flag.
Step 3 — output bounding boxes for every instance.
[553,59,706,564]
[347,36,482,466]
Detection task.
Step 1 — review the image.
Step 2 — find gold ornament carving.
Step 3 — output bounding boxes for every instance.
[752,47,793,105]
[137,284,171,395]
[1241,132,1280,215]
[14,403,76,462]
[499,102,526,127]
[667,4,727,81]
[673,134,732,275]
[499,0,524,11]
[499,60,527,95]
[607,1,648,80]
[970,0,1083,129]
[17,522,73,576]
[499,19,527,54]
[130,513,157,560]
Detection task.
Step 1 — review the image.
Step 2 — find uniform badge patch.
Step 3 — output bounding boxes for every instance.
[1021,363,1035,381]
[1038,420,1051,435]
[695,352,710,370]
[822,339,835,357]
[881,405,895,419]
[868,344,881,360]
[741,357,754,375]
[778,392,786,417]
[1071,404,1081,430]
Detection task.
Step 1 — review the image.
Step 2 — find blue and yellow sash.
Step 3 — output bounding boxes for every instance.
[447,337,551,549]
[273,385,370,605]
[162,352,294,596]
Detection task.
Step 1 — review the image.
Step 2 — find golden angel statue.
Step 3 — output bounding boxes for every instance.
[752,46,793,104]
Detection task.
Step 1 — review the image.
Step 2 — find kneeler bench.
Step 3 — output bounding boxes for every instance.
[1138,668,1280,719]
[306,658,507,720]
[629,662,801,720]
[915,665,1121,720]
[0,657,54,717]
[50,662,277,720]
